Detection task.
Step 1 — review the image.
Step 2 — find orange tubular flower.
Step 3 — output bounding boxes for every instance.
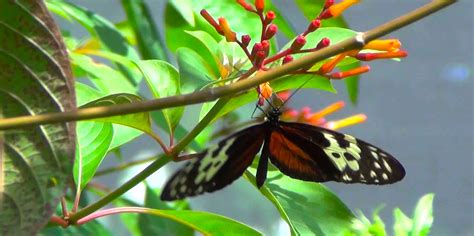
[308,101,345,121]
[255,0,265,13]
[364,39,402,52]
[318,53,347,74]
[356,50,408,61]
[218,17,236,42]
[324,114,367,130]
[329,65,371,79]
[328,0,361,18]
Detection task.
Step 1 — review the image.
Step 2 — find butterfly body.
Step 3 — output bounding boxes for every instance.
[161,108,405,201]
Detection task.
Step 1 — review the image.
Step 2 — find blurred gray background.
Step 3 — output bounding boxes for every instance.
[60,1,473,235]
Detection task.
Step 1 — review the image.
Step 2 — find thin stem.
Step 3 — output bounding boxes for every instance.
[0,0,455,131]
[72,144,83,213]
[170,97,231,155]
[68,156,170,223]
[60,197,68,217]
[148,132,171,154]
[263,48,291,65]
[76,207,149,225]
[95,154,162,177]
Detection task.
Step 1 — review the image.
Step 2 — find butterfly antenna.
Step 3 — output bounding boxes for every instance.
[252,103,268,119]
[251,103,260,119]
[279,78,313,108]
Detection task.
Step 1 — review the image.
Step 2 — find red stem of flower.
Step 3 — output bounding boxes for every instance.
[236,39,252,61]
[50,215,69,228]
[263,48,292,65]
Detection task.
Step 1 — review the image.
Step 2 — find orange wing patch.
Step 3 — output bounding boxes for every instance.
[269,131,321,179]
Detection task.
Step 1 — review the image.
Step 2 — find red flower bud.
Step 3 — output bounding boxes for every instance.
[264,24,278,40]
[282,55,293,65]
[306,19,321,33]
[319,9,333,19]
[290,35,306,52]
[324,0,335,9]
[241,34,251,47]
[200,10,222,34]
[251,42,263,59]
[266,11,276,22]
[316,37,330,50]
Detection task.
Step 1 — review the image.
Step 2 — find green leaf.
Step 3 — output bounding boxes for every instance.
[82,93,153,134]
[184,30,221,79]
[411,194,434,236]
[244,171,356,235]
[74,121,114,189]
[134,60,184,132]
[76,83,144,150]
[138,185,193,235]
[208,74,335,123]
[176,47,214,94]
[121,0,168,60]
[47,0,141,85]
[135,208,262,235]
[393,208,413,236]
[0,1,75,234]
[169,0,195,26]
[70,52,137,94]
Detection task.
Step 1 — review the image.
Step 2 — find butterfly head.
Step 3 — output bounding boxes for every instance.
[266,107,282,123]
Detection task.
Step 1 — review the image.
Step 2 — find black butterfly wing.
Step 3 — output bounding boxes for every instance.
[161,124,266,201]
[271,121,405,184]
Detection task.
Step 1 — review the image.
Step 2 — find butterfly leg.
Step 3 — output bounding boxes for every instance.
[256,135,271,187]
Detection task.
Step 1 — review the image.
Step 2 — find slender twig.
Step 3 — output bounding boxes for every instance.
[60,197,68,217]
[72,146,83,213]
[0,1,456,131]
[95,154,163,177]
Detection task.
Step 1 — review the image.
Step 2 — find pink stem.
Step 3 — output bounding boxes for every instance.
[76,207,150,225]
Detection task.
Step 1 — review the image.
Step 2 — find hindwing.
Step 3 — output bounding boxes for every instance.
[161,124,266,200]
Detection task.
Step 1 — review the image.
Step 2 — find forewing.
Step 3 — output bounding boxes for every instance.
[161,125,265,201]
[278,121,405,184]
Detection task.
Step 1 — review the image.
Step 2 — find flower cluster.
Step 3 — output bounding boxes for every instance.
[281,100,367,130]
[200,0,408,104]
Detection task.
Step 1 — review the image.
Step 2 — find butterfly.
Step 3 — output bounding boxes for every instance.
[160,105,405,201]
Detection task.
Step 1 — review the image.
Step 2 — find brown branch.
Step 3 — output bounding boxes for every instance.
[0,0,455,131]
